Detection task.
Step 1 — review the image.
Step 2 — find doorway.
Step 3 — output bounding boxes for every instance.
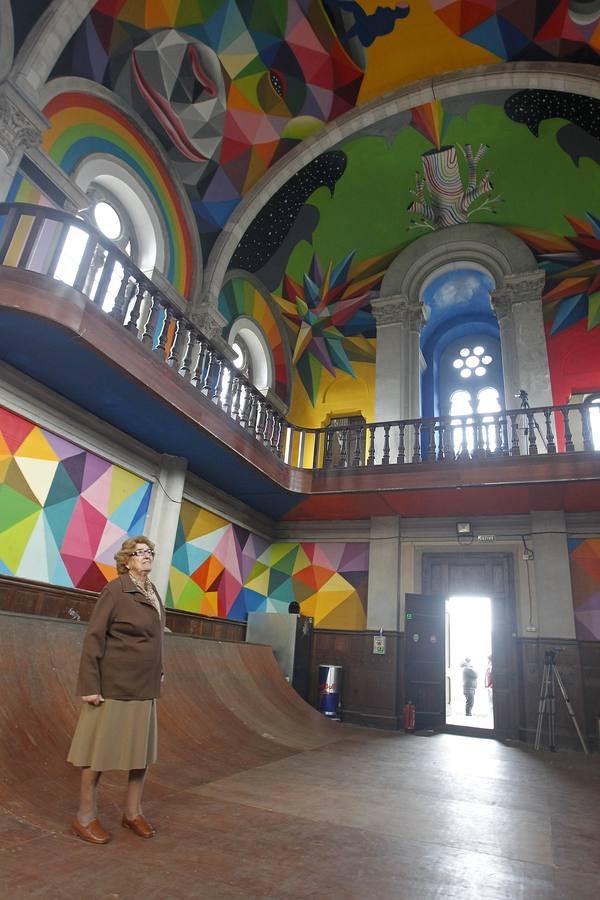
[445,595,493,730]
[420,552,518,740]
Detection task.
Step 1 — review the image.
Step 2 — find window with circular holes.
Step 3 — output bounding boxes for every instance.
[440,335,504,452]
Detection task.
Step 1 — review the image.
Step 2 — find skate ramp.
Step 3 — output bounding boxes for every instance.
[0,611,339,833]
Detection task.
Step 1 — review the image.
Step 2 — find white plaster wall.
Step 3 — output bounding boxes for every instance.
[366,516,400,631]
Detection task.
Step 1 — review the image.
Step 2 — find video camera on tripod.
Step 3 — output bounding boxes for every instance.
[514,388,547,451]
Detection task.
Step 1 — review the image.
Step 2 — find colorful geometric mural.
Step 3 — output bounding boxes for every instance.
[168,500,369,629]
[37,90,195,298]
[568,537,600,640]
[52,1,364,256]
[0,406,152,591]
[218,276,290,403]
[430,0,600,60]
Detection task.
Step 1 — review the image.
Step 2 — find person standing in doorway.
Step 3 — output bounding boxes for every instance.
[461,657,478,716]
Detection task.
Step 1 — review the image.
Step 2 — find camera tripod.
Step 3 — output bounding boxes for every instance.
[517,389,547,452]
[534,648,589,754]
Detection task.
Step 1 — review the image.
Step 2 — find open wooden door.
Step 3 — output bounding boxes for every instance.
[404,593,446,730]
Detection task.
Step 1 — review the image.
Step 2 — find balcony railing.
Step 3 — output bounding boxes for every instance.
[0,202,598,473]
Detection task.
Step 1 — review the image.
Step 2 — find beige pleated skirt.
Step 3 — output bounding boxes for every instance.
[67,699,157,772]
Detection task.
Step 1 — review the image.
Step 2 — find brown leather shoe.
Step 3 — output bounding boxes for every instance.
[121,813,156,838]
[71,818,111,844]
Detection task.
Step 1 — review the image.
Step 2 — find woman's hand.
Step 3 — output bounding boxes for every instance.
[81,694,104,705]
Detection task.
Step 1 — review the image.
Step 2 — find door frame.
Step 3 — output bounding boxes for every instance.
[421,551,519,740]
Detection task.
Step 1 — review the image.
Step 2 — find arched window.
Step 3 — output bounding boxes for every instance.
[446,341,502,454]
[420,267,503,421]
[227,317,273,395]
[53,186,142,313]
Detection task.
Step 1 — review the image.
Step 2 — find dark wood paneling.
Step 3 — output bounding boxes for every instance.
[518,638,600,750]
[0,575,246,642]
[166,608,246,642]
[309,629,402,729]
[580,641,600,751]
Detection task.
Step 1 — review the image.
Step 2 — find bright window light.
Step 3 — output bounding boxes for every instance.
[94,201,122,240]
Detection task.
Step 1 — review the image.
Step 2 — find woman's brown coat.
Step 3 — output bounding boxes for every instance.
[76,574,165,700]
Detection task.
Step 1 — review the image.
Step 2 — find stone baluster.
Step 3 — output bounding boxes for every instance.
[366,425,376,466]
[141,293,161,346]
[561,407,574,452]
[178,324,195,377]
[543,410,557,454]
[154,302,172,359]
[210,357,223,403]
[126,284,146,334]
[166,315,186,368]
[190,337,208,387]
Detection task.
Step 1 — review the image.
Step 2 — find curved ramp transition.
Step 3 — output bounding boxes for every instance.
[0,612,339,833]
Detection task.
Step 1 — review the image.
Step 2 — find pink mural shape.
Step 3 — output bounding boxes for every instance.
[81,465,113,514]
[95,520,129,565]
[61,496,107,561]
[213,527,243,582]
[311,542,345,570]
[220,569,243,615]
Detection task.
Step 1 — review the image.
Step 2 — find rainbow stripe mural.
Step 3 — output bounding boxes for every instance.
[219,276,289,403]
[168,500,369,630]
[0,405,152,591]
[35,91,194,298]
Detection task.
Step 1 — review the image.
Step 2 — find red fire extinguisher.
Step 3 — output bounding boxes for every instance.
[404,700,416,732]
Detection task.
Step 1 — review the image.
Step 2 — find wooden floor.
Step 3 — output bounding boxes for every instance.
[1,613,599,899]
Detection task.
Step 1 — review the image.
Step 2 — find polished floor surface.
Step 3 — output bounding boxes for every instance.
[2,731,599,899]
[1,613,598,898]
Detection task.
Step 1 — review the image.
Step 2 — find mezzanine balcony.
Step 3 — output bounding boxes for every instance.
[0,202,598,519]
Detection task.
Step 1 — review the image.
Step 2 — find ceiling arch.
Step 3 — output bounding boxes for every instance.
[203,62,600,308]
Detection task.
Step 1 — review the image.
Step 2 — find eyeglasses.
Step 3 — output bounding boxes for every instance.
[131,548,155,558]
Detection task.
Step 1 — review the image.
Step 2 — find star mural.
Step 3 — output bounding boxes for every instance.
[512,212,600,334]
[274,250,394,404]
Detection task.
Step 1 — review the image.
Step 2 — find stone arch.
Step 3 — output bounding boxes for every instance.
[372,224,551,435]
[0,0,14,81]
[380,223,538,299]
[11,0,95,98]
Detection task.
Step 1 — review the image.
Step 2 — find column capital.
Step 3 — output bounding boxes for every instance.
[190,302,226,341]
[491,269,546,318]
[371,293,408,326]
[0,81,47,168]
[372,293,426,332]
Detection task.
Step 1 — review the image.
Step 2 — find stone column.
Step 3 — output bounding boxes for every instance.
[530,510,576,639]
[491,270,551,411]
[371,294,425,462]
[0,81,48,200]
[366,516,401,631]
[145,454,187,601]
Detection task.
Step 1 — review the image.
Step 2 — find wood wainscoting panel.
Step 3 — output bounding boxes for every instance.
[309,629,402,729]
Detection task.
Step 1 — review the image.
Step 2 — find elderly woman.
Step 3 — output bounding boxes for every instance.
[67,535,165,844]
